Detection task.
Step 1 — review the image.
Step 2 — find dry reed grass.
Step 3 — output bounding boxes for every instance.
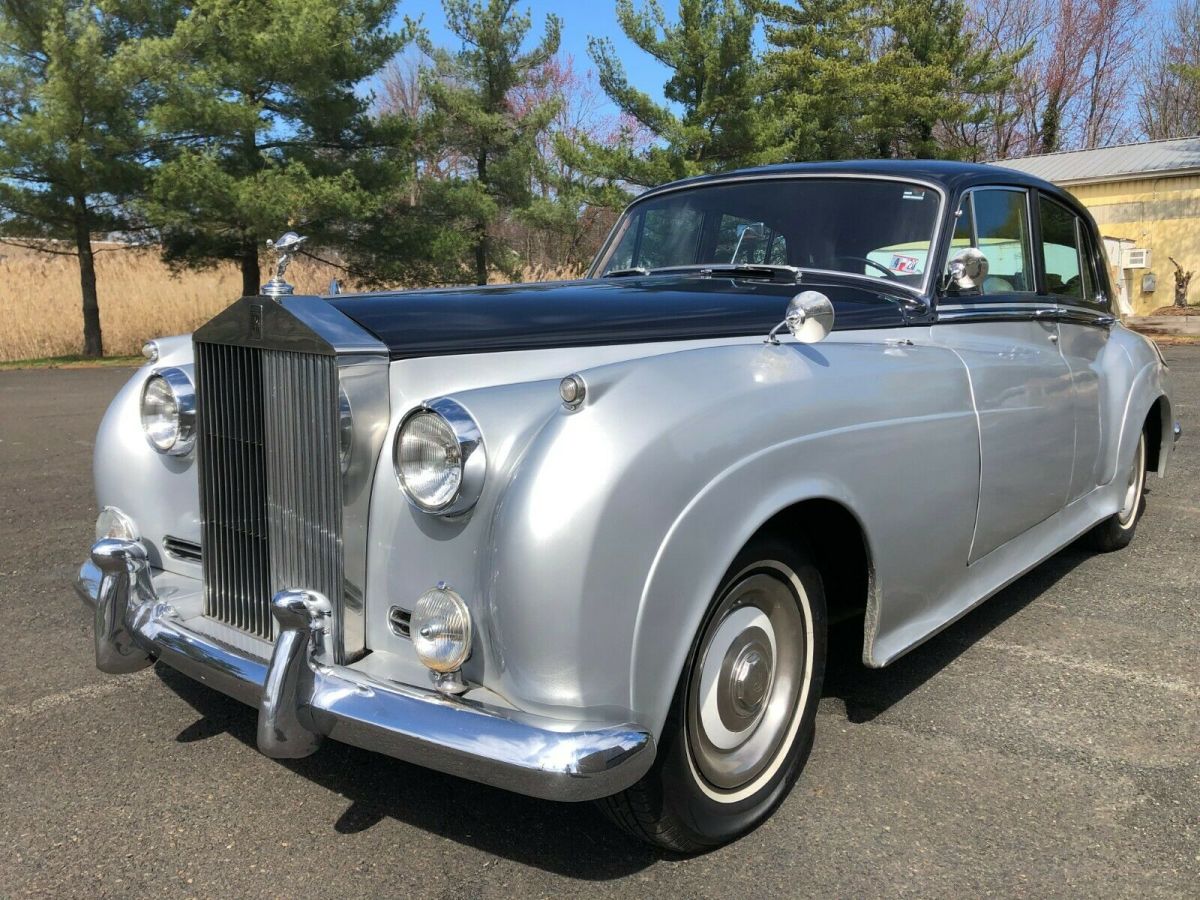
[0,243,582,362]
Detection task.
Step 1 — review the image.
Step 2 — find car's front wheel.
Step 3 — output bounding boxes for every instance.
[599,536,827,852]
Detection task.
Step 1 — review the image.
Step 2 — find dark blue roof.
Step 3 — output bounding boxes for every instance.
[641,159,1059,199]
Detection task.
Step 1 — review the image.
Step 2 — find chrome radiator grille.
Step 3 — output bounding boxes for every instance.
[195,342,343,641]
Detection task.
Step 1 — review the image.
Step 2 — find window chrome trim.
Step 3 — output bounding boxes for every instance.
[935,300,1116,328]
[1054,305,1117,329]
[588,173,948,297]
[936,301,1058,324]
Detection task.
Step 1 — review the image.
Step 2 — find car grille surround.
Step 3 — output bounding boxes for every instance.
[195,341,344,642]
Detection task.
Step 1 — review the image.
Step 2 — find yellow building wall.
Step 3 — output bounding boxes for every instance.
[1066,175,1200,316]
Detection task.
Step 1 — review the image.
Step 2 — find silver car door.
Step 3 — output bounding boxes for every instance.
[933,186,1076,564]
[1037,192,1116,502]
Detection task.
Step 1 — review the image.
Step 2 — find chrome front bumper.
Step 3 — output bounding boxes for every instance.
[76,538,654,802]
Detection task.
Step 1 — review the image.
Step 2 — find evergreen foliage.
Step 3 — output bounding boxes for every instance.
[755,0,1023,162]
[415,0,562,284]
[139,0,405,296]
[577,0,762,188]
[0,0,178,356]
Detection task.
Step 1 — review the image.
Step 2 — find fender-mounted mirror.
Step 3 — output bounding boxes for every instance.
[765,290,835,345]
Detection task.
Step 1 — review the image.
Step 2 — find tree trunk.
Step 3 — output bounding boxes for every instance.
[72,194,103,358]
[475,151,488,285]
[1171,257,1193,308]
[240,236,260,297]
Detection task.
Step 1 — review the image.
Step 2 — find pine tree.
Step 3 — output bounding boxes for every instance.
[757,0,1023,162]
[579,0,761,188]
[0,1,176,357]
[869,0,1023,159]
[755,0,878,162]
[418,0,561,285]
[140,0,404,297]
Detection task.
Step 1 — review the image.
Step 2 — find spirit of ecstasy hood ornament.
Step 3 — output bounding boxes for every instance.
[261,231,307,298]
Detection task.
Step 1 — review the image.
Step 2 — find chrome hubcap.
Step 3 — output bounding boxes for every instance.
[730,644,771,717]
[1118,434,1146,528]
[687,566,809,797]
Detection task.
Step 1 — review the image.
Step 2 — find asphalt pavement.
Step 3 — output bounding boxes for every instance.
[1,352,1197,898]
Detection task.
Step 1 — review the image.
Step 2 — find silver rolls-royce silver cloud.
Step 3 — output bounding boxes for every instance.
[77,160,1179,852]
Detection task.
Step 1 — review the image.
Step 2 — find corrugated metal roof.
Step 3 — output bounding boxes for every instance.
[993,136,1200,185]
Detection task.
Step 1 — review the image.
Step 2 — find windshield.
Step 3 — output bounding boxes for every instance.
[593,177,943,292]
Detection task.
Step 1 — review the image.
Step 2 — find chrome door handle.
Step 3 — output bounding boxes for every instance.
[1048,333,1058,343]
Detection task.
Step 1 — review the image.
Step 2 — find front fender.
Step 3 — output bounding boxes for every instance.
[488,337,978,736]
[93,337,199,574]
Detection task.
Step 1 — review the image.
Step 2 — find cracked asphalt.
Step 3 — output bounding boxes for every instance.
[1,350,1197,898]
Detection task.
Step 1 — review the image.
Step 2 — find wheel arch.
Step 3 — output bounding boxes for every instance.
[1144,393,1172,476]
[631,487,879,738]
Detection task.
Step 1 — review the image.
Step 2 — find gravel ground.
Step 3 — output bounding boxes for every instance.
[1,351,1196,898]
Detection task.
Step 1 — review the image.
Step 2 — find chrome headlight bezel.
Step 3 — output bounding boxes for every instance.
[140,367,196,456]
[393,398,486,516]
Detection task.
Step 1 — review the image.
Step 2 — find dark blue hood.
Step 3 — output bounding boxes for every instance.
[329,275,917,359]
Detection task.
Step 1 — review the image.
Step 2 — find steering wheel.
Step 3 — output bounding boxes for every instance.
[833,255,899,280]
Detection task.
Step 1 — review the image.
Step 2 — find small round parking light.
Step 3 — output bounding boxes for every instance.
[95,506,139,543]
[559,373,586,409]
[410,583,472,674]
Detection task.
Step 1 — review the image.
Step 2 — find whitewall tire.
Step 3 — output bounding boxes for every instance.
[599,536,827,852]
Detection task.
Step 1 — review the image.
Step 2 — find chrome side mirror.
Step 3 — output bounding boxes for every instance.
[766,290,835,345]
[947,248,988,293]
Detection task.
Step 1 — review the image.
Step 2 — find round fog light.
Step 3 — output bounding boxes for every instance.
[95,506,139,543]
[410,584,472,673]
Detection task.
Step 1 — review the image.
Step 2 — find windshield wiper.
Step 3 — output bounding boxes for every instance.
[601,267,650,278]
[648,264,803,284]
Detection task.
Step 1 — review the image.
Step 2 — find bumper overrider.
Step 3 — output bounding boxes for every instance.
[76,538,654,802]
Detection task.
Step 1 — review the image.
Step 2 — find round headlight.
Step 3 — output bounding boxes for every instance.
[411,584,472,672]
[394,399,485,515]
[95,506,139,543]
[140,368,195,456]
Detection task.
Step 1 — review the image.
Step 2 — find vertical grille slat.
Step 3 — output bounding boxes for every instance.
[196,341,343,645]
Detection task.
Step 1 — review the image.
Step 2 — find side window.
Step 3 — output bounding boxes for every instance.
[1079,227,1098,302]
[969,189,1034,294]
[1040,194,1103,305]
[1040,197,1084,300]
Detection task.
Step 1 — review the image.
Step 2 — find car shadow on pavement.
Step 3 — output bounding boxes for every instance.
[822,542,1096,723]
[156,664,663,877]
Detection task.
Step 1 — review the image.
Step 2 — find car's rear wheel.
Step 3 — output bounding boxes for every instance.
[1086,430,1147,552]
[598,536,826,853]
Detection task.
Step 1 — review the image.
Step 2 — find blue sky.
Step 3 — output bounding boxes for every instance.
[393,0,672,113]
[392,0,1179,125]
